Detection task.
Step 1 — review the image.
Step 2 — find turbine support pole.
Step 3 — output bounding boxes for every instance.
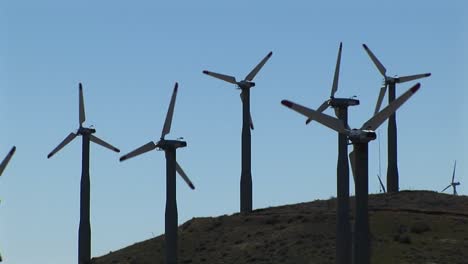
[387,82,399,193]
[336,107,351,264]
[78,135,91,264]
[240,88,253,213]
[165,147,178,264]
[353,142,370,264]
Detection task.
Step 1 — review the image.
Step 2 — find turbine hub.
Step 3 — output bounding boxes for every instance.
[78,127,96,135]
[238,80,255,89]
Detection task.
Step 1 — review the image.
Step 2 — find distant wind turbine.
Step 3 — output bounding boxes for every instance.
[441,161,460,195]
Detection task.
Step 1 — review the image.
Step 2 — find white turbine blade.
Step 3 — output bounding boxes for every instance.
[452,160,457,183]
[79,83,86,125]
[176,161,195,190]
[89,135,120,153]
[47,132,78,159]
[161,83,178,139]
[396,73,431,83]
[361,83,421,131]
[0,146,16,176]
[245,51,273,81]
[330,42,342,98]
[377,174,386,193]
[306,100,329,125]
[362,44,387,76]
[202,70,237,84]
[441,184,451,193]
[349,150,356,183]
[374,85,387,115]
[119,141,157,162]
[282,100,346,133]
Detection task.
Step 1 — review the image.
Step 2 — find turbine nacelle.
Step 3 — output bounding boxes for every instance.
[329,98,360,108]
[453,182,460,186]
[77,127,96,135]
[347,129,376,143]
[237,80,255,89]
[157,139,187,150]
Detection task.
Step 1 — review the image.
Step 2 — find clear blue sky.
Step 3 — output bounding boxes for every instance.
[1,1,466,263]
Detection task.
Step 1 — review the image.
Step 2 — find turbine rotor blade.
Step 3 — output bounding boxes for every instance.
[161,83,178,139]
[202,70,237,84]
[452,160,457,183]
[396,73,431,83]
[282,100,346,134]
[361,83,421,131]
[306,100,329,125]
[331,42,342,98]
[374,85,387,115]
[245,51,273,81]
[79,83,86,125]
[441,184,451,193]
[377,174,386,193]
[47,132,78,159]
[89,135,120,153]
[119,141,157,162]
[176,161,195,190]
[349,150,356,184]
[240,93,254,130]
[362,44,387,76]
[0,146,16,176]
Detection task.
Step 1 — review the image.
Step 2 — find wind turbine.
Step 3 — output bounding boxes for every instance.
[0,146,16,177]
[203,51,272,213]
[305,42,358,264]
[363,44,431,193]
[441,161,460,195]
[377,174,386,193]
[282,83,421,264]
[47,83,120,264]
[119,83,195,264]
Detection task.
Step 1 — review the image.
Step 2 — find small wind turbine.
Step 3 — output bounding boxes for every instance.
[282,83,421,264]
[363,44,431,193]
[203,51,273,213]
[119,83,195,264]
[47,83,120,264]
[0,147,16,177]
[441,161,460,195]
[304,42,358,264]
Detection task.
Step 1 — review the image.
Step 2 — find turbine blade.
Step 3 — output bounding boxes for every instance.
[361,83,421,131]
[119,141,157,162]
[282,100,346,133]
[240,93,254,130]
[452,160,457,183]
[396,73,431,83]
[202,70,237,84]
[89,135,120,153]
[362,44,387,76]
[441,184,451,193]
[245,51,273,81]
[331,42,342,98]
[176,161,195,190]
[79,83,86,125]
[306,100,329,125]
[374,85,387,115]
[377,174,386,193]
[0,146,16,176]
[47,132,78,159]
[161,83,178,139]
[349,150,356,183]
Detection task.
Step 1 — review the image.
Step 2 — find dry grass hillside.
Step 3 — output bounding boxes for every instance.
[92,191,468,264]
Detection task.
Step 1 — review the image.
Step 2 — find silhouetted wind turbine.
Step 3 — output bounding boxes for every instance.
[203,51,272,213]
[47,83,120,264]
[304,42,358,264]
[282,83,421,264]
[119,83,194,264]
[0,147,16,177]
[441,160,460,195]
[363,44,430,193]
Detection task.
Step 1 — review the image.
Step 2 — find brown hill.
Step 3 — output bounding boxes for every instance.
[92,191,468,264]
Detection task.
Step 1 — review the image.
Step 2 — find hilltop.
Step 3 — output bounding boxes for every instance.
[92,191,468,264]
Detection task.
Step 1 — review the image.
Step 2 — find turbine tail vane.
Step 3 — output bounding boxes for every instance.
[362,44,387,77]
[330,42,342,98]
[176,161,195,190]
[202,71,237,84]
[245,51,273,81]
[119,141,157,162]
[79,83,86,126]
[361,83,421,131]
[161,83,178,139]
[0,146,16,176]
[47,132,78,159]
[89,135,120,153]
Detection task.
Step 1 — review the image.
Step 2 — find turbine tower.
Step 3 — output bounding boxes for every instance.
[441,160,460,195]
[47,83,120,264]
[119,83,195,264]
[305,43,358,264]
[203,51,272,213]
[282,83,421,264]
[363,44,431,193]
